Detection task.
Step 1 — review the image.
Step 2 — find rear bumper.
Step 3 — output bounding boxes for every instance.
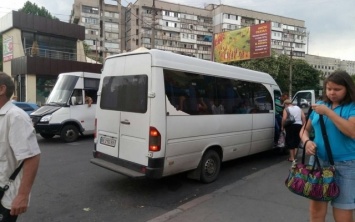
[91,151,164,179]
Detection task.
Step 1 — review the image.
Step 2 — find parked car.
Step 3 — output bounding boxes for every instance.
[292,98,310,108]
[13,102,39,115]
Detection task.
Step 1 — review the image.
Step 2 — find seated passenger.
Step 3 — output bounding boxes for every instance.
[211,100,224,114]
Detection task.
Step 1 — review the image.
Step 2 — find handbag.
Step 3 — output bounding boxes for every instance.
[285,115,340,201]
[0,162,24,200]
[277,131,285,147]
[284,108,295,127]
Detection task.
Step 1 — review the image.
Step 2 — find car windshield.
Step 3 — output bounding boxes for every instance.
[46,75,79,106]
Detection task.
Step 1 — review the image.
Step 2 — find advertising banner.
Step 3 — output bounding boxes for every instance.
[3,37,13,62]
[214,22,271,63]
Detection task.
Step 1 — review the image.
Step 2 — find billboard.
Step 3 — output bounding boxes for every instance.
[213,22,271,63]
[3,37,13,62]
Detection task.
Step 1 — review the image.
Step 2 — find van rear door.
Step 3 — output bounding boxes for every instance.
[96,54,151,167]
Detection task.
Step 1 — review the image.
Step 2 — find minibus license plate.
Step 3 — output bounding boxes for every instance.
[100,136,116,147]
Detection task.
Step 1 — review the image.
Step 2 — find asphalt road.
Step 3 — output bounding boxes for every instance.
[18,135,287,222]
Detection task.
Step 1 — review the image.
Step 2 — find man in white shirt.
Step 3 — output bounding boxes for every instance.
[0,72,41,221]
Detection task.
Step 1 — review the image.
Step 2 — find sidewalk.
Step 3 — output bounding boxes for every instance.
[148,160,335,222]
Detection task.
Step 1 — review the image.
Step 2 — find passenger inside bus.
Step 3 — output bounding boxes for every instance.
[85,95,93,107]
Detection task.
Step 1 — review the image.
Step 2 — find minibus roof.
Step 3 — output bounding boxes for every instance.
[105,49,278,86]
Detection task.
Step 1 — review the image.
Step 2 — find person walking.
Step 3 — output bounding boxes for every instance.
[300,70,355,222]
[274,92,290,145]
[282,99,305,162]
[0,72,41,222]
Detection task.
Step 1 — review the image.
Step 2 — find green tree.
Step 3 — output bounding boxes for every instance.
[291,59,322,93]
[231,51,321,95]
[351,74,355,83]
[19,1,58,20]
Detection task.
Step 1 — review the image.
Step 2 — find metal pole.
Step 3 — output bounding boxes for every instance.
[289,47,293,98]
[151,0,156,49]
[307,32,310,54]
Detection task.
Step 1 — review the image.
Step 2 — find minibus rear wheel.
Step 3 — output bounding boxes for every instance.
[200,150,221,183]
[61,124,79,143]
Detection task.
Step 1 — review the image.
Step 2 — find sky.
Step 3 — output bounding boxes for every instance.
[0,0,354,61]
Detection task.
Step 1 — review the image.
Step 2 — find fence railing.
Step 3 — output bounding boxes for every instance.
[24,47,77,61]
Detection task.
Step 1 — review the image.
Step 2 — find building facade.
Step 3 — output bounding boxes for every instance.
[70,0,123,61]
[70,0,307,61]
[0,11,102,104]
[305,54,355,76]
[206,4,306,58]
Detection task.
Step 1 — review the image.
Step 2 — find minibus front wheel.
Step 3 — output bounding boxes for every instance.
[61,124,79,143]
[40,133,55,139]
[200,150,221,183]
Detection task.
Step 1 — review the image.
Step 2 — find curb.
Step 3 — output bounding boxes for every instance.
[146,161,287,222]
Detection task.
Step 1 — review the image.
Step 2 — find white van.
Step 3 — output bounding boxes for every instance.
[91,49,286,183]
[30,72,100,142]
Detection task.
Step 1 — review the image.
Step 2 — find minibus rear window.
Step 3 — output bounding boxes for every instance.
[100,75,148,113]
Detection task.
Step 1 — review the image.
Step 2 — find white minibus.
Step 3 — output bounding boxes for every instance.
[91,49,287,183]
[31,72,100,142]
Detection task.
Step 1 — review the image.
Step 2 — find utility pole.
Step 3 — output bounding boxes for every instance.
[307,31,310,54]
[289,47,293,98]
[151,0,156,49]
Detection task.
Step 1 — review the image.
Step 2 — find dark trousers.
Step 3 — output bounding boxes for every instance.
[0,203,17,222]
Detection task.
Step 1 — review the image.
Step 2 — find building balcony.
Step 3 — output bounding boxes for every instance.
[282,37,295,42]
[196,40,212,45]
[24,47,77,61]
[284,28,306,36]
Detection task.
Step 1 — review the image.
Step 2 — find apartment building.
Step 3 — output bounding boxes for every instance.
[305,54,355,76]
[70,0,123,61]
[125,0,213,60]
[71,0,307,60]
[206,4,306,58]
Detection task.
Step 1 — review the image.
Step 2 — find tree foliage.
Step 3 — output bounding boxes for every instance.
[231,51,321,95]
[19,1,58,20]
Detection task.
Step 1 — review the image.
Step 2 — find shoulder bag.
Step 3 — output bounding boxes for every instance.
[284,108,295,127]
[0,162,24,200]
[285,115,340,201]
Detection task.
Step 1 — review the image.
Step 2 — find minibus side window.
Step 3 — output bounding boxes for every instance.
[163,69,272,115]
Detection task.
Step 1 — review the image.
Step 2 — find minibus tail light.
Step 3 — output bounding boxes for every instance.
[149,127,161,152]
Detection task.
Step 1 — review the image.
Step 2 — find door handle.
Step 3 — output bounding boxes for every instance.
[121,119,130,125]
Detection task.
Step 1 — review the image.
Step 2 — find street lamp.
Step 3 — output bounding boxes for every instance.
[281,46,293,98]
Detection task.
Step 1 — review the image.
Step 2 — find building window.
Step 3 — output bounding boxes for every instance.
[82,17,98,24]
[105,22,119,32]
[82,5,99,14]
[105,32,118,39]
[104,11,119,19]
[105,42,119,49]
